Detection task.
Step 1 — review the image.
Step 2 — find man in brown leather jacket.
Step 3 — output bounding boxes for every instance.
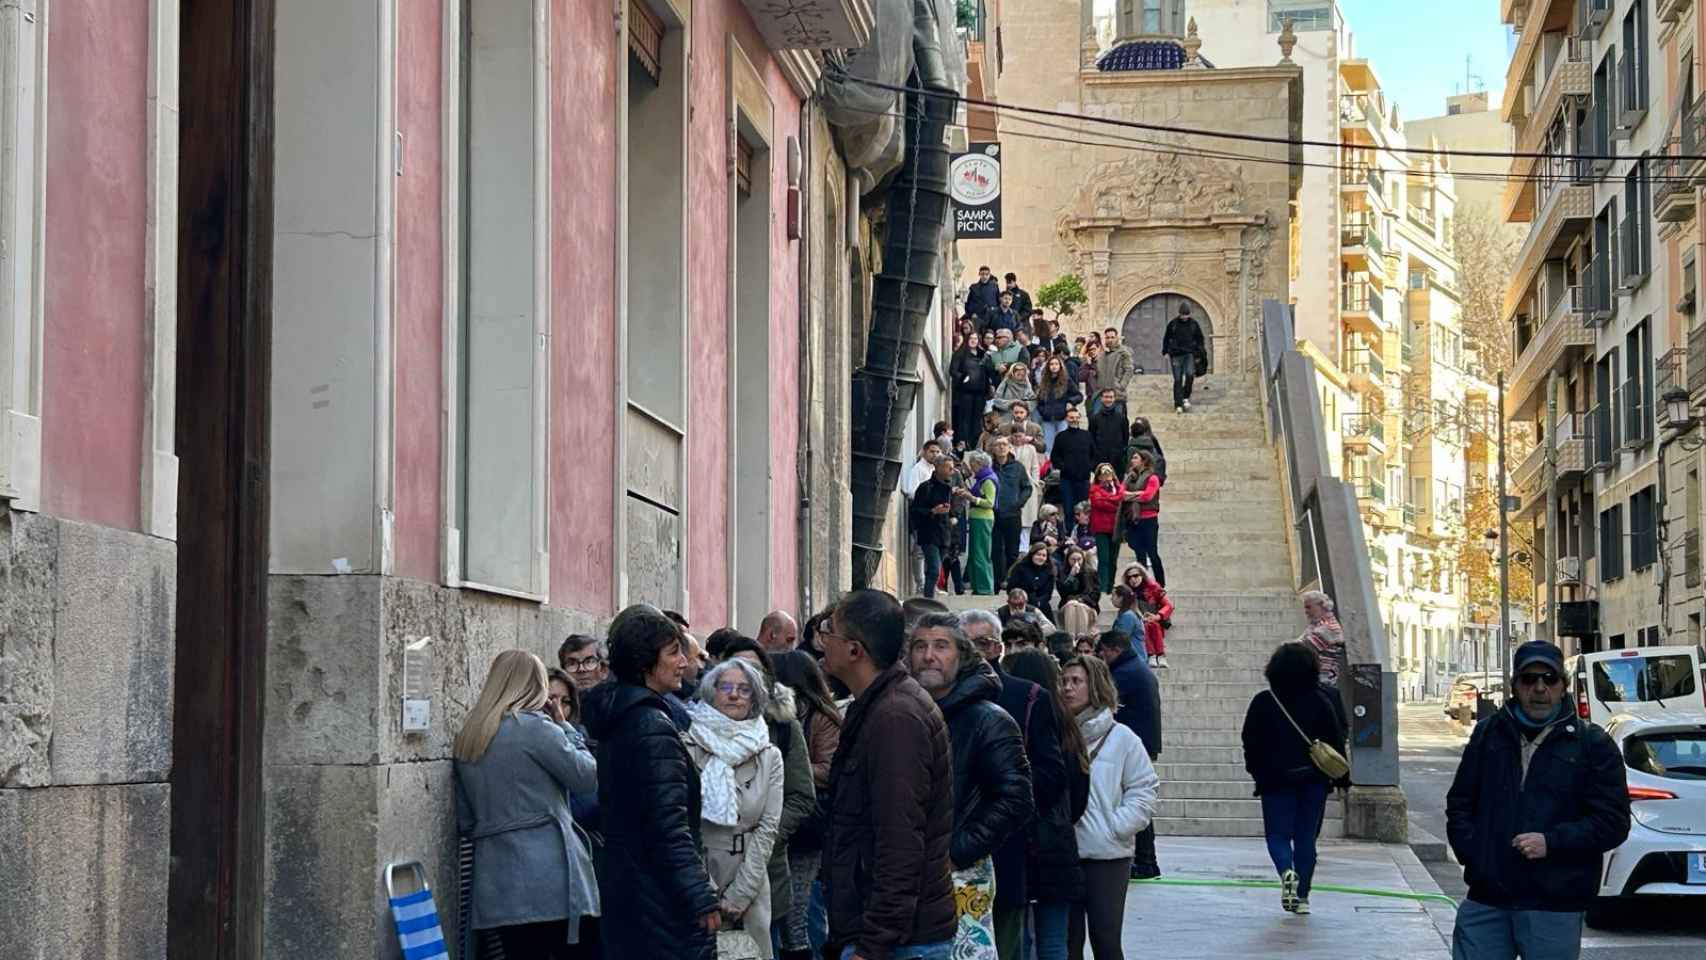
[818,589,957,960]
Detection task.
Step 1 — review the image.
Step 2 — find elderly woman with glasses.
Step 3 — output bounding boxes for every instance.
[1296,590,1345,688]
[685,657,786,958]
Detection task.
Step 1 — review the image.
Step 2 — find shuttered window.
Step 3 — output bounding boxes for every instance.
[629,0,663,81]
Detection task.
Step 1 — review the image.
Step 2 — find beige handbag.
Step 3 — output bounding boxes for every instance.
[1270,691,1351,781]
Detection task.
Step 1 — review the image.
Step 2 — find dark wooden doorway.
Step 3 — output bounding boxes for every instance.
[168,1,275,956]
[1121,293,1211,374]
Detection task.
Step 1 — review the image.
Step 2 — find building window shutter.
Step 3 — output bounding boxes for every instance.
[629,0,664,81]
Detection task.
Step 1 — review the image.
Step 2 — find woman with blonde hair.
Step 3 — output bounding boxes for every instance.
[1059,655,1157,960]
[454,649,600,958]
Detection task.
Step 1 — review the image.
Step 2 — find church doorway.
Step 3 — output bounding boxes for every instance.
[1122,293,1212,375]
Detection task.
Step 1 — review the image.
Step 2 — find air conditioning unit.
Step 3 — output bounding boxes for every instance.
[1557,555,1582,585]
[1584,2,1609,30]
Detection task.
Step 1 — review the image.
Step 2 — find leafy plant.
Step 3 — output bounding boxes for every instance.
[1036,273,1089,319]
[956,0,978,28]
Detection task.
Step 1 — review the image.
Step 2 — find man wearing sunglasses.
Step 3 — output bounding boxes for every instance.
[1446,640,1631,960]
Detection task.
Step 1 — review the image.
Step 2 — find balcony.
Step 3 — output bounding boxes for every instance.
[1341,278,1386,336]
[1340,93,1390,143]
[1615,51,1647,137]
[1504,0,1588,126]
[1344,347,1385,396]
[1659,0,1692,24]
[1509,36,1590,185]
[1341,412,1387,453]
[737,0,874,49]
[1654,151,1698,224]
[1502,160,1592,321]
[1511,412,1588,496]
[1506,284,1593,419]
[1341,212,1386,272]
[1688,96,1706,180]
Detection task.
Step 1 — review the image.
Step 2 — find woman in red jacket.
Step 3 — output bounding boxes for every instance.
[1087,463,1125,595]
[1121,449,1166,588]
[1120,563,1174,668]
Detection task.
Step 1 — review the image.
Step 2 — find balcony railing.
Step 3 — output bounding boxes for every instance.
[1653,149,1698,223]
[1350,475,1387,504]
[1686,96,1706,175]
[1341,279,1383,320]
[1344,347,1385,381]
[1341,412,1386,444]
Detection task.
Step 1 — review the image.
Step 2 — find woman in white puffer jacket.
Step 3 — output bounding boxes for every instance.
[1061,655,1158,960]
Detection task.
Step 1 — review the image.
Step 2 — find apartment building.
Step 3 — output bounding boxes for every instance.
[1500,0,1671,656]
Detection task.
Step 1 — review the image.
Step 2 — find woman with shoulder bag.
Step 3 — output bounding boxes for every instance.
[1240,642,1350,916]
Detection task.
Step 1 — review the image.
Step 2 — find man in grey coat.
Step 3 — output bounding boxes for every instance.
[989,437,1033,587]
[1097,327,1135,398]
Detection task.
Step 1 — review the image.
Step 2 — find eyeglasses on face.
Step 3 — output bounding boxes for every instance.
[1516,671,1561,688]
[564,656,604,672]
[715,682,755,699]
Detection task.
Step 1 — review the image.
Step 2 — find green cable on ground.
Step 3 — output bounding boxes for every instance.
[1131,876,1459,908]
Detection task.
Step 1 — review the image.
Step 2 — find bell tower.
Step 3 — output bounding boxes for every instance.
[1114,0,1187,40]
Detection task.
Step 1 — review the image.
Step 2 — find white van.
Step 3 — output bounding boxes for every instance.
[1566,646,1706,727]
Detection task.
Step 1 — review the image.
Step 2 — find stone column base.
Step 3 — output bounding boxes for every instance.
[1344,784,1408,843]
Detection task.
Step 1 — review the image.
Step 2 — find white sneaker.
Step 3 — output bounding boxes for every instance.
[1183,399,1192,411]
[1175,406,1184,414]
[1147,655,1159,668]
[1280,869,1299,912]
[1294,899,1311,916]
[1158,655,1170,668]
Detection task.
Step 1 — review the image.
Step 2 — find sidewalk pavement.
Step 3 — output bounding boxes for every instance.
[1123,837,1457,959]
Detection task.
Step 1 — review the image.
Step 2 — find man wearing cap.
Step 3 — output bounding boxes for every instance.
[1445,640,1631,960]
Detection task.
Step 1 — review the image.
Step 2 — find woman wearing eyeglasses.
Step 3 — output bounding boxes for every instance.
[686,657,787,958]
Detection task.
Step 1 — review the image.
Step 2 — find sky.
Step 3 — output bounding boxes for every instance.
[1337,0,1515,120]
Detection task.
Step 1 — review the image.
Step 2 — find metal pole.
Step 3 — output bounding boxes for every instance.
[1499,372,1513,688]
[1544,372,1559,646]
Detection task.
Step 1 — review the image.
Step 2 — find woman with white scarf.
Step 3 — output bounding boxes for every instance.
[686,657,786,958]
[1060,655,1158,960]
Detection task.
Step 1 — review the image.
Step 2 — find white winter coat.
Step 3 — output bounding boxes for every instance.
[1073,707,1159,861]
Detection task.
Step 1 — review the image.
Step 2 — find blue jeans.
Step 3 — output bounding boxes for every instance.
[1452,899,1583,960]
[808,880,828,954]
[1259,780,1329,898]
[1059,476,1089,534]
[1041,419,1064,453]
[840,940,954,960]
[1169,353,1195,407]
[920,543,944,598]
[1031,901,1069,960]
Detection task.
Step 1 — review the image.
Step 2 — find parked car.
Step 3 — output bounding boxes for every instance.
[1588,714,1706,927]
[1566,646,1706,728]
[1444,673,1504,723]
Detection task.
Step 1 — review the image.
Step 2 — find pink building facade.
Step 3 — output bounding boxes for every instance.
[0,0,932,955]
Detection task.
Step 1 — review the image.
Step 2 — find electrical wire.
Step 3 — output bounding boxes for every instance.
[827,68,1706,166]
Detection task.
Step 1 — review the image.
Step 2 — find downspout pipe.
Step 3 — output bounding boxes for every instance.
[847,0,957,587]
[798,100,815,617]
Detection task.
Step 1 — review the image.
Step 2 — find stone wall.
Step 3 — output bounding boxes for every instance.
[0,508,175,959]
[263,573,601,959]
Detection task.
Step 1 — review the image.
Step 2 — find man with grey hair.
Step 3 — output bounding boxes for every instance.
[758,610,799,654]
[957,609,1068,956]
[908,612,1034,952]
[1298,590,1345,687]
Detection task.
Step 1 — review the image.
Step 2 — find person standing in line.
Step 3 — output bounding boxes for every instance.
[1446,641,1630,960]
[987,291,1021,338]
[581,606,721,960]
[1121,449,1166,588]
[818,591,958,960]
[1076,340,1102,410]
[990,438,1033,586]
[952,331,999,454]
[1050,406,1095,538]
[1008,425,1043,553]
[988,327,1025,373]
[759,610,801,655]
[902,440,943,500]
[454,650,601,959]
[1118,564,1173,669]
[1094,630,1163,880]
[1123,418,1165,487]
[684,658,786,957]
[1006,401,1048,453]
[967,265,1002,325]
[1004,272,1034,327]
[999,648,1089,960]
[1095,328,1134,401]
[558,633,609,690]
[908,614,1036,960]
[1087,465,1125,595]
[1161,304,1205,415]
[1059,655,1158,960]
[1297,590,1346,689]
[1035,356,1082,452]
[773,652,842,960]
[1241,642,1350,916]
[1087,390,1129,478]
[965,450,1000,596]
[910,454,960,600]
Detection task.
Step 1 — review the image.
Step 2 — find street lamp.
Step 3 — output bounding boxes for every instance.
[1663,386,1696,434]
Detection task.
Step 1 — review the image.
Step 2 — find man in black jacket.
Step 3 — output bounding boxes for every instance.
[1097,629,1164,879]
[990,437,1034,583]
[1161,304,1205,414]
[967,265,1002,325]
[909,614,1035,928]
[1004,272,1034,327]
[909,457,960,599]
[961,612,1070,959]
[1050,405,1095,537]
[1446,641,1630,960]
[1087,390,1130,475]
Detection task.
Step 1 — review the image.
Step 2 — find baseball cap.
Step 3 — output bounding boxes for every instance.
[1512,640,1565,675]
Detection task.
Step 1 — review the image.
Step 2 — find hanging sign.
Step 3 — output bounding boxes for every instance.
[950,141,1003,239]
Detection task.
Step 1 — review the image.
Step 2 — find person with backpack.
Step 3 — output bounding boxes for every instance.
[1241,642,1350,916]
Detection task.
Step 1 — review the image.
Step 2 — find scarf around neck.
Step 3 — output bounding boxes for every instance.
[973,465,1000,499]
[1508,699,1572,732]
[686,698,772,827]
[1078,707,1115,753]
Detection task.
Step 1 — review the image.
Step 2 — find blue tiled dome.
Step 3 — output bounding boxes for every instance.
[1097,40,1187,71]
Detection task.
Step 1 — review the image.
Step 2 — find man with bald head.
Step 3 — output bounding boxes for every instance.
[758,610,799,654]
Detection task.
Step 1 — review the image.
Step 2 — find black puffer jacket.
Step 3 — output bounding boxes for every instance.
[582,682,717,960]
[991,667,1068,910]
[1088,404,1130,472]
[935,661,1035,870]
[1446,705,1631,912]
[1004,560,1056,619]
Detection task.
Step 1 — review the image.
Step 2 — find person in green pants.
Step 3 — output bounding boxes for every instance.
[1087,463,1126,594]
[965,450,999,595]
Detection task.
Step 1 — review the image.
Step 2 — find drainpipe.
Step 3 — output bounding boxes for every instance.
[797,100,816,616]
[1544,371,1558,645]
[847,0,958,587]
